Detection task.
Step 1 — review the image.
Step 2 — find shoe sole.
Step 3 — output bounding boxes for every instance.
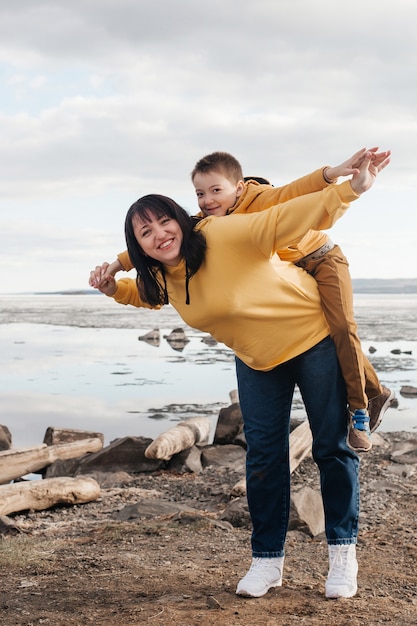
[346,440,372,453]
[369,388,395,432]
[346,434,372,453]
[326,585,358,599]
[236,580,282,598]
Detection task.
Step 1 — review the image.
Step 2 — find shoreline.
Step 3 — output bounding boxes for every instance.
[1,294,416,446]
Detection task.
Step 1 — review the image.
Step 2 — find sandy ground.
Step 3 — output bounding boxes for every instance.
[0,431,416,626]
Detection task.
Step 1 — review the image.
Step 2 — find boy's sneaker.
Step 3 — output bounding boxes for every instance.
[236,557,284,597]
[325,544,358,599]
[368,386,395,432]
[347,408,372,452]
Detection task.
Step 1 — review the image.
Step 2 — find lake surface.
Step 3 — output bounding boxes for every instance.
[0,293,416,447]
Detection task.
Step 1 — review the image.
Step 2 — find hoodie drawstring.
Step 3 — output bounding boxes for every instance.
[185,261,190,305]
[160,268,169,305]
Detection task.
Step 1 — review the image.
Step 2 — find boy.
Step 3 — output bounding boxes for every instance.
[95,148,394,452]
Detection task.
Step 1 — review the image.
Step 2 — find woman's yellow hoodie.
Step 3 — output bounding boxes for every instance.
[110,181,358,370]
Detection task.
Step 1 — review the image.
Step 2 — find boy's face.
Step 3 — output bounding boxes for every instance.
[193,171,244,217]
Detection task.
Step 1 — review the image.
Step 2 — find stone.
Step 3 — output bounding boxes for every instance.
[400,385,417,397]
[213,402,243,445]
[138,328,160,346]
[220,496,251,528]
[166,446,203,474]
[390,438,417,464]
[201,444,246,471]
[163,327,190,352]
[289,486,325,537]
[112,499,197,521]
[0,425,12,451]
[45,436,163,477]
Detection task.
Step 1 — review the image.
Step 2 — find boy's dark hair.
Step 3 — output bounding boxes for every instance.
[125,194,206,307]
[191,151,243,183]
[244,176,272,185]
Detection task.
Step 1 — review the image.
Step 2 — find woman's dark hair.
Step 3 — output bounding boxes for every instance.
[125,194,207,306]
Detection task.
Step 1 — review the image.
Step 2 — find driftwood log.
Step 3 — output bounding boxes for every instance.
[145,417,211,461]
[0,438,103,484]
[43,427,104,446]
[230,419,312,497]
[0,476,100,516]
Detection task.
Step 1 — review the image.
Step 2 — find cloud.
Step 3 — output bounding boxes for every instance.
[0,0,416,292]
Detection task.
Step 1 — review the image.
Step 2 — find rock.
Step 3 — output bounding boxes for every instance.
[167,446,203,474]
[112,499,197,521]
[213,402,243,445]
[400,385,417,397]
[201,444,246,471]
[0,425,12,451]
[46,436,163,478]
[206,595,222,609]
[390,438,417,464]
[386,464,415,478]
[138,328,160,346]
[201,335,217,346]
[0,515,24,536]
[220,496,251,528]
[289,486,325,537]
[163,327,190,351]
[371,432,389,447]
[82,471,136,488]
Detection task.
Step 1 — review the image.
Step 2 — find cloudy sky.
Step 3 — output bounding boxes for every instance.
[1,0,416,294]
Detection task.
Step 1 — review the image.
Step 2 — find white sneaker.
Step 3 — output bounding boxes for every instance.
[325,544,358,598]
[236,557,284,597]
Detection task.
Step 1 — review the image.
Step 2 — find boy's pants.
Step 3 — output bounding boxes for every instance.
[298,244,382,412]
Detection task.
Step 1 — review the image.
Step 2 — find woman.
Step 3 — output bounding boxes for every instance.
[90,153,389,599]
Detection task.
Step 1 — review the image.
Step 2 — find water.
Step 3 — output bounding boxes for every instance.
[0,293,416,448]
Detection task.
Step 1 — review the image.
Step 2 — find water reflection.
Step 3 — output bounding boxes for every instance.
[0,322,236,448]
[1,294,417,449]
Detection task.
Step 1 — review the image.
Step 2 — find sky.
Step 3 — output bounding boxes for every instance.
[1,0,417,294]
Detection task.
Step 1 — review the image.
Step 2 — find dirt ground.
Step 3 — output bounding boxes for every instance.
[1,431,416,626]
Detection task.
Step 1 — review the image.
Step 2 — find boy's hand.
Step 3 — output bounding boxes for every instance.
[350,150,391,195]
[325,147,377,181]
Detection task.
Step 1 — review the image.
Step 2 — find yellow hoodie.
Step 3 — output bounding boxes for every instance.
[110,180,358,370]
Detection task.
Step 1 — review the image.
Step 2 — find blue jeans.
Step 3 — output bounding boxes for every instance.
[235,336,360,558]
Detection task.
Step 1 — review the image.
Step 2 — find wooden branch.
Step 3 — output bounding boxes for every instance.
[230,420,312,497]
[145,417,211,461]
[0,438,103,484]
[0,476,101,516]
[43,427,104,446]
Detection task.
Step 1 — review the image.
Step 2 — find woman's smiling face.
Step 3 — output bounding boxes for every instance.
[133,211,183,266]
